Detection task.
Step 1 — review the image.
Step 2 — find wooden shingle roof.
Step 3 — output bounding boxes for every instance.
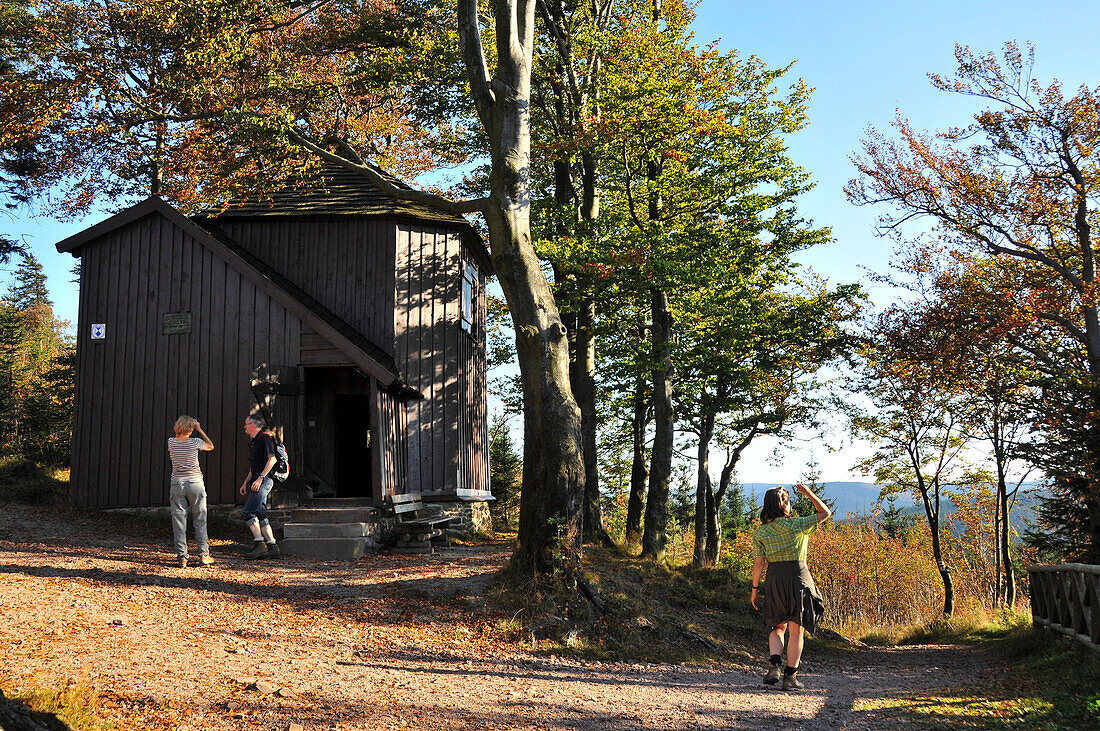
[194,162,490,270]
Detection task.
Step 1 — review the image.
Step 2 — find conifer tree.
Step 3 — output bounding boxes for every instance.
[488,415,522,530]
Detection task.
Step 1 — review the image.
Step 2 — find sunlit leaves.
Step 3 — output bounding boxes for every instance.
[3,0,468,215]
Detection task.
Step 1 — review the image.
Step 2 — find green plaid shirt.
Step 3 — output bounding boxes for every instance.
[752,515,820,562]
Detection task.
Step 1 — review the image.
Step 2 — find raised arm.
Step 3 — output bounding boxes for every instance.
[795,483,832,522]
[193,422,214,451]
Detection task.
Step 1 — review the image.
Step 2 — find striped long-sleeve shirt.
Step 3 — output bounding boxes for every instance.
[167,437,206,482]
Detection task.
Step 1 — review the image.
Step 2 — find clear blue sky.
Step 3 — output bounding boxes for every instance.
[5,0,1100,482]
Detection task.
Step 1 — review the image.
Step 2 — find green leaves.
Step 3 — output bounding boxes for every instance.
[4,0,470,215]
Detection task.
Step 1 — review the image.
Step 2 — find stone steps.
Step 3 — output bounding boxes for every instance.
[279,505,380,560]
[279,537,366,560]
[283,522,374,539]
[288,507,377,523]
[302,497,374,508]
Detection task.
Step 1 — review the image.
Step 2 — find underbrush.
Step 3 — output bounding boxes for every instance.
[485,543,768,664]
[0,459,70,505]
[860,609,1031,646]
[0,459,241,542]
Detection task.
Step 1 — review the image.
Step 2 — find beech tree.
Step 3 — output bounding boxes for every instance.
[919,255,1035,605]
[681,275,858,568]
[853,310,972,616]
[848,42,1100,559]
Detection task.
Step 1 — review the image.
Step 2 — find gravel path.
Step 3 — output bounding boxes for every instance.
[0,505,993,730]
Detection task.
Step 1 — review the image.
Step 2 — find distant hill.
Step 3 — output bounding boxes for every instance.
[740,481,1046,530]
[741,481,898,518]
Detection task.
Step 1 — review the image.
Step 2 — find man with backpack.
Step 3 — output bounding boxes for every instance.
[240,416,281,559]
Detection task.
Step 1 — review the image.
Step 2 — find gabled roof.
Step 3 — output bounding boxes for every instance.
[193,162,491,270]
[55,197,418,396]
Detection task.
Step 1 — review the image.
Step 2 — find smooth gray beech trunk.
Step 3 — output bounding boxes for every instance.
[692,411,715,568]
[575,290,606,541]
[458,0,585,571]
[537,1,611,544]
[915,470,954,616]
[641,286,674,560]
[626,373,648,540]
[708,446,741,565]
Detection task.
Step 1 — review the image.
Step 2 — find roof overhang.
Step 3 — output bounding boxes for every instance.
[55,197,416,395]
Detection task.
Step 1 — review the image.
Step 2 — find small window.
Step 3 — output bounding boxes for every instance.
[460,261,477,334]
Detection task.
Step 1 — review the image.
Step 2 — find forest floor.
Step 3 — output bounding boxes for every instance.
[0,501,1091,730]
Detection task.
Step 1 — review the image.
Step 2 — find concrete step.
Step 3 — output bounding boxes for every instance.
[283,522,374,539]
[288,507,377,523]
[303,498,374,508]
[280,537,365,560]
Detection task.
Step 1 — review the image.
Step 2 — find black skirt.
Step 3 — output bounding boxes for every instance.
[762,560,824,635]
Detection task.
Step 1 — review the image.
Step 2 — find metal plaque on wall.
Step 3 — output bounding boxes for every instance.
[162,312,191,335]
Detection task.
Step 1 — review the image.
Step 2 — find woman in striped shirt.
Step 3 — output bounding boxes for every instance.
[750,483,832,690]
[167,415,215,568]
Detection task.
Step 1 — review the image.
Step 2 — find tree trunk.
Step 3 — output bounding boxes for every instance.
[577,289,608,542]
[925,496,953,616]
[458,0,585,573]
[626,374,648,540]
[999,476,1015,606]
[1087,419,1100,562]
[1072,174,1100,560]
[693,411,715,568]
[706,446,738,565]
[641,287,674,560]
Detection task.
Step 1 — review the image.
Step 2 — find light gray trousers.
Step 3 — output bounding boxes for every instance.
[169,478,209,558]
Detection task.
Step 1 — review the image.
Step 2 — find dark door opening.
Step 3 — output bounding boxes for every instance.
[334,394,372,498]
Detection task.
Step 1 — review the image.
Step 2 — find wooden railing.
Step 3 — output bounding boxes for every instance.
[1028,563,1100,653]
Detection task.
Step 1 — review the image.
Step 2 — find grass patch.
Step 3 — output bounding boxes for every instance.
[853,624,1100,729]
[860,610,1032,647]
[7,679,112,730]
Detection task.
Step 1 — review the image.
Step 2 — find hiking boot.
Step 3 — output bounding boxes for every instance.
[763,665,782,685]
[177,556,189,568]
[246,542,269,559]
[258,543,281,560]
[781,673,803,691]
[199,555,215,566]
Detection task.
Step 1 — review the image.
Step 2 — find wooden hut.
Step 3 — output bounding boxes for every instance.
[55,165,491,510]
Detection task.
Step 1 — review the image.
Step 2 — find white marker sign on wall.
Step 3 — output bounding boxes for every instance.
[90,323,106,340]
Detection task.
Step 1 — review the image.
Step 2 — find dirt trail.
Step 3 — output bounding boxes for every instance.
[0,505,992,729]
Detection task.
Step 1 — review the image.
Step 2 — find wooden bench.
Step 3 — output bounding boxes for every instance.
[385,493,457,553]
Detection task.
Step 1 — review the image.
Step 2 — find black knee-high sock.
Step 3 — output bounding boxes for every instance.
[783,665,799,676]
[769,654,782,667]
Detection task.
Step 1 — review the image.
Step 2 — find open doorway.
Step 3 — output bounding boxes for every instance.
[334,394,373,497]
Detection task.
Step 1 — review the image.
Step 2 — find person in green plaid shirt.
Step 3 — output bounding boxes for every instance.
[750,483,832,691]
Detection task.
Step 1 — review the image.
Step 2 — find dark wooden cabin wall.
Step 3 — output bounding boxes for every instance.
[458,241,489,495]
[70,213,301,508]
[377,389,408,499]
[394,224,490,497]
[217,219,396,355]
[299,324,355,367]
[394,225,450,496]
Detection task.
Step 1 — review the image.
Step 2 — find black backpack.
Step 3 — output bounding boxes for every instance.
[272,442,290,482]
